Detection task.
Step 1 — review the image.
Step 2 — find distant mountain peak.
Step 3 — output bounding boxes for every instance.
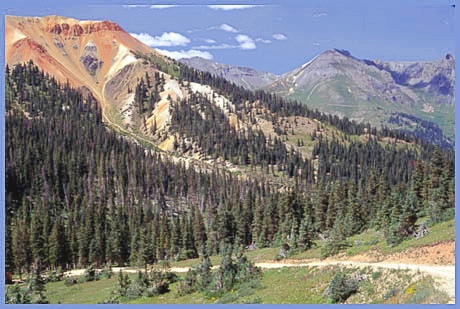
[179,57,279,90]
[332,48,352,57]
[265,49,454,138]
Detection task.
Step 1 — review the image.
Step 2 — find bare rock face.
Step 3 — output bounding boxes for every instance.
[45,20,124,36]
[383,54,455,103]
[80,41,103,76]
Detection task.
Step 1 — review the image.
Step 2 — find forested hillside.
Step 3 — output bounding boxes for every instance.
[5,62,454,279]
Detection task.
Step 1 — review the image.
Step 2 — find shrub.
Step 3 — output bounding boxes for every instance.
[326,271,359,303]
[371,271,382,280]
[64,277,77,286]
[100,265,113,279]
[321,239,350,259]
[177,269,198,296]
[83,265,96,282]
[383,287,400,301]
[45,267,65,283]
[5,284,32,304]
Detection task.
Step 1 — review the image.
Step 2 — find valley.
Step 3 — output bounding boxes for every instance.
[4,15,455,305]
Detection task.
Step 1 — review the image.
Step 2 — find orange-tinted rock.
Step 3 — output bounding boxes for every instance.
[50,23,62,34]
[71,24,84,36]
[61,23,70,35]
[46,20,124,36]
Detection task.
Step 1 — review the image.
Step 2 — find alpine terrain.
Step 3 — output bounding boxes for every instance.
[4,15,455,304]
[184,49,455,143]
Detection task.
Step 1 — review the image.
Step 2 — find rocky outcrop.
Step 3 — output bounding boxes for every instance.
[80,41,103,76]
[45,20,124,36]
[383,54,455,104]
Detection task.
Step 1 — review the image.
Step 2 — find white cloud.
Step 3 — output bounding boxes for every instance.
[208,5,262,11]
[204,39,217,44]
[313,42,321,46]
[272,33,287,41]
[157,49,213,60]
[235,34,256,50]
[149,5,178,9]
[219,23,238,33]
[312,12,328,18]
[130,32,190,47]
[256,38,272,43]
[194,34,257,50]
[122,5,149,8]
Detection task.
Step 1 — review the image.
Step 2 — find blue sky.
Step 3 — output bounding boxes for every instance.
[1,0,456,74]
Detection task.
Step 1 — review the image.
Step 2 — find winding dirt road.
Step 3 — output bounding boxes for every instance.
[64,259,455,303]
[255,260,455,304]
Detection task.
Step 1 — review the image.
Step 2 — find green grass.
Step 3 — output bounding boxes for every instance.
[286,78,454,140]
[240,266,331,303]
[130,265,449,304]
[343,218,454,257]
[39,263,450,304]
[45,277,119,304]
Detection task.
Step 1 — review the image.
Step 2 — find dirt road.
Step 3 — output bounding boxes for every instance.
[64,259,455,303]
[255,260,455,303]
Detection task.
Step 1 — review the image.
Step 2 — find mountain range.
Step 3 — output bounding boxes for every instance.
[181,50,455,140]
[5,16,455,304]
[5,14,454,167]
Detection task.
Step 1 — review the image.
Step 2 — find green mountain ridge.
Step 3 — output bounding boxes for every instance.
[181,49,455,140]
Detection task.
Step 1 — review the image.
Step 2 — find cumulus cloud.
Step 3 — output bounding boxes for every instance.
[157,49,213,60]
[219,23,238,33]
[204,39,217,44]
[272,33,287,41]
[208,5,262,10]
[235,34,256,50]
[194,34,257,50]
[130,32,190,47]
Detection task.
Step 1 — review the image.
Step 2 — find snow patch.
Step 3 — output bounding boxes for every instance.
[292,54,319,84]
[106,44,137,80]
[300,55,318,70]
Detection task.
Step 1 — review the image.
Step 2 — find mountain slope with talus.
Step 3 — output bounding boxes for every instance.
[4,15,330,183]
[5,15,176,135]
